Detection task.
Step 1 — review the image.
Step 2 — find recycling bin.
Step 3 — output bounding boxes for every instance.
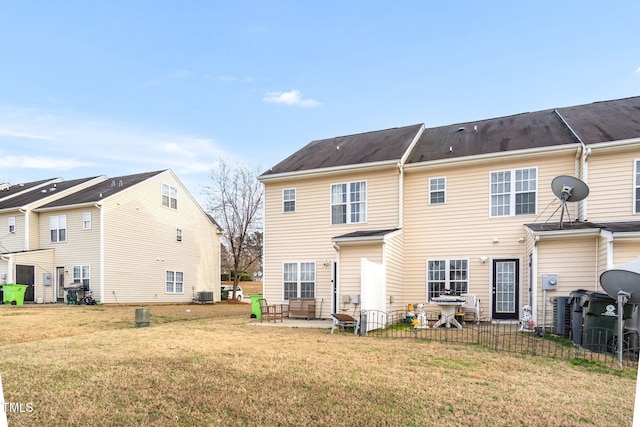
[1,284,28,306]
[569,289,588,346]
[250,294,263,319]
[581,291,633,353]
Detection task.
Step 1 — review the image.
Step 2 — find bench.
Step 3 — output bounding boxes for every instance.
[287,298,316,320]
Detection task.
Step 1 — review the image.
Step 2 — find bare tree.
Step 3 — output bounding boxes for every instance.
[206,159,263,301]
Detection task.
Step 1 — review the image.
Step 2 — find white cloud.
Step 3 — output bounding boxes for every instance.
[262,89,321,107]
[636,66,640,74]
[0,155,93,170]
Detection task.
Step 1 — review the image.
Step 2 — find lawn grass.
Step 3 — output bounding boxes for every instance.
[0,297,636,426]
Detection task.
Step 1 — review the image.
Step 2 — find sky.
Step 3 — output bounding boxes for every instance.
[1,1,639,207]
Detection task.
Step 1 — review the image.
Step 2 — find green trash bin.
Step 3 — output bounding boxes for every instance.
[581,291,633,353]
[250,294,263,319]
[1,284,28,306]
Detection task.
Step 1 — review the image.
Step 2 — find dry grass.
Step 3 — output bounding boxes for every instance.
[0,294,636,426]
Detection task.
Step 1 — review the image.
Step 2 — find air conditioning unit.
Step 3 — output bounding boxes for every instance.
[553,296,571,336]
[196,291,214,303]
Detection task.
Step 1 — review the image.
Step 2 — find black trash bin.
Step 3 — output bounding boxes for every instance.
[581,291,634,353]
[569,289,588,346]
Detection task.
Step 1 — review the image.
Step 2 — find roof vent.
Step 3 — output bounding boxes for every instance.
[336,145,340,151]
[119,180,123,187]
[0,183,9,191]
[111,180,116,187]
[457,127,465,132]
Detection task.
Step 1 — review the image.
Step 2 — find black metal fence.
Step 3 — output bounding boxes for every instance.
[357,309,639,369]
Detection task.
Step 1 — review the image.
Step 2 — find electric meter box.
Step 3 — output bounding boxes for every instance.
[542,273,558,290]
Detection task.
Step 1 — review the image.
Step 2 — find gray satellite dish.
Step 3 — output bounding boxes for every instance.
[550,176,589,229]
[599,269,640,365]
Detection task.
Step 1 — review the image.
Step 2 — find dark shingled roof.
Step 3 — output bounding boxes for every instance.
[0,177,100,210]
[37,170,165,209]
[332,228,400,241]
[0,178,59,201]
[407,109,580,163]
[556,97,640,144]
[526,221,640,233]
[261,124,423,176]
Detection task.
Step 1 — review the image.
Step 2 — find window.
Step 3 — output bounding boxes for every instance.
[83,212,91,230]
[73,265,90,288]
[283,262,315,300]
[176,228,182,242]
[635,160,640,214]
[283,188,296,212]
[427,259,468,301]
[166,270,184,293]
[331,181,366,224]
[490,168,536,217]
[429,177,446,204]
[162,184,178,209]
[8,216,15,234]
[50,215,67,242]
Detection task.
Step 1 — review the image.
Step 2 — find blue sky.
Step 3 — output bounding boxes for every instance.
[1,1,638,206]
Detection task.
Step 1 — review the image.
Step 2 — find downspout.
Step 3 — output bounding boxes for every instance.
[397,162,403,228]
[1,254,13,283]
[526,229,540,324]
[95,203,105,304]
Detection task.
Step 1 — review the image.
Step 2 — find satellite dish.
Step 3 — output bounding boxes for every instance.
[550,176,589,229]
[600,269,640,304]
[599,269,640,365]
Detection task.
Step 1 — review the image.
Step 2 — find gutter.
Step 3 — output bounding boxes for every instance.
[259,159,400,183]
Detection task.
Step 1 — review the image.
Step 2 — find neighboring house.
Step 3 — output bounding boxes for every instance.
[0,170,222,304]
[259,96,640,325]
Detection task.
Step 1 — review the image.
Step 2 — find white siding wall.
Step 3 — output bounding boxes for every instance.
[262,166,401,306]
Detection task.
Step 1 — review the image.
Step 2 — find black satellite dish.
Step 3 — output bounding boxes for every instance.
[550,176,589,229]
[599,269,640,365]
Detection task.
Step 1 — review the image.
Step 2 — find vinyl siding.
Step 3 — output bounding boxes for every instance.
[385,233,404,312]
[403,151,577,315]
[337,243,381,315]
[613,241,640,266]
[0,212,25,253]
[586,146,639,220]
[262,167,400,307]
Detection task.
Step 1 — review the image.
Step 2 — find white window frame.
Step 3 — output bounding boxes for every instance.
[283,188,296,212]
[176,228,183,242]
[162,184,178,209]
[330,180,367,225]
[73,265,90,288]
[429,177,446,205]
[166,270,184,294]
[50,215,67,243]
[282,261,316,300]
[426,259,469,301]
[8,216,15,234]
[82,212,92,230]
[634,159,640,214]
[490,167,537,217]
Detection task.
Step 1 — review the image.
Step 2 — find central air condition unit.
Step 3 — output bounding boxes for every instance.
[553,296,571,336]
[196,291,214,303]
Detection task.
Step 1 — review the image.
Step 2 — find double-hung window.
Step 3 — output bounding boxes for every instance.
[331,181,366,224]
[50,215,67,242]
[427,259,469,301]
[8,216,15,234]
[635,160,640,214]
[83,212,92,230]
[283,188,296,212]
[166,271,184,293]
[162,184,178,209]
[73,265,90,288]
[429,177,446,204]
[490,168,536,217]
[176,228,183,242]
[283,262,316,300]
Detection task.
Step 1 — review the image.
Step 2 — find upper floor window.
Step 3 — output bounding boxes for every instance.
[283,188,296,212]
[635,160,640,214]
[50,215,67,243]
[8,216,15,234]
[283,262,315,300]
[490,168,537,217]
[83,212,92,230]
[331,181,366,224]
[166,270,184,294]
[427,259,468,301]
[429,177,446,204]
[162,184,178,209]
[176,228,183,242]
[73,265,90,288]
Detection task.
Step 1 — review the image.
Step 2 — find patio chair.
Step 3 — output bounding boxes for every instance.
[258,298,285,323]
[460,293,481,324]
[330,313,360,335]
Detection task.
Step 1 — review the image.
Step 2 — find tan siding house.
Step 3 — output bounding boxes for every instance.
[0,170,221,304]
[260,97,640,326]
